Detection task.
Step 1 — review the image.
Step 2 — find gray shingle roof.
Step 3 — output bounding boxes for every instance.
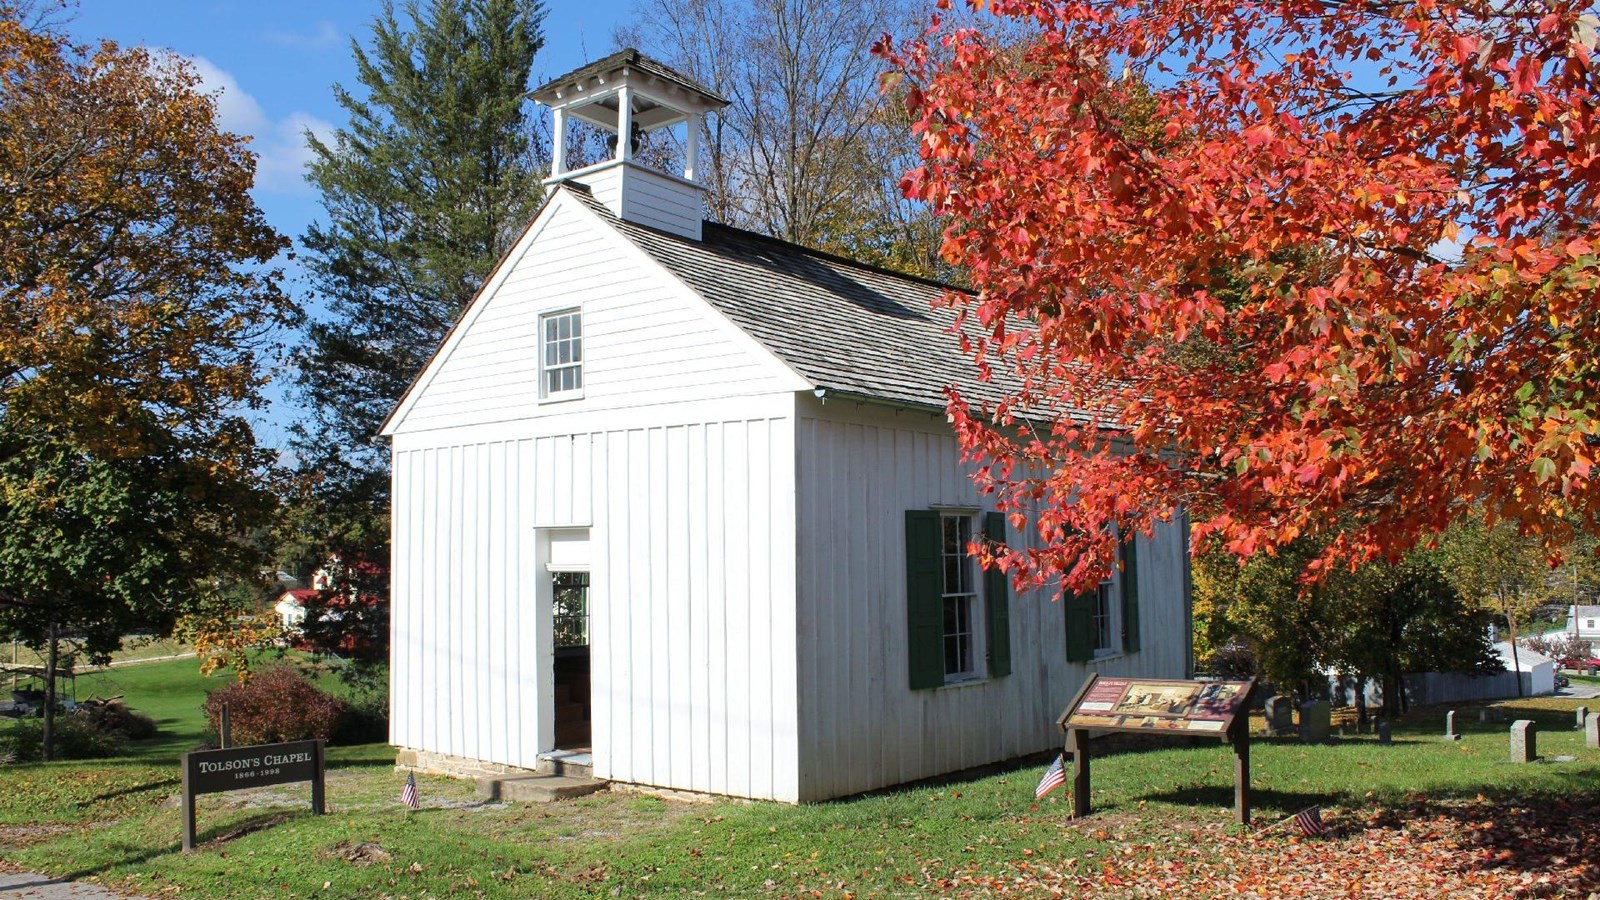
[565,185,1022,412]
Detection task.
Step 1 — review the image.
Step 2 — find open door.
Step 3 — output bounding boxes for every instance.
[550,569,591,750]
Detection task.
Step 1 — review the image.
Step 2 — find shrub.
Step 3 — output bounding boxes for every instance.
[203,665,347,746]
[0,713,125,763]
[77,699,157,741]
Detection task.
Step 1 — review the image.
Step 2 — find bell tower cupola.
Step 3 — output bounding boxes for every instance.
[531,49,727,240]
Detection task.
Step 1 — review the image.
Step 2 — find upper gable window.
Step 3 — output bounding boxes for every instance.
[540,309,583,400]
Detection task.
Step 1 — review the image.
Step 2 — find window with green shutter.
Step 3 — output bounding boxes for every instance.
[1066,536,1140,662]
[1121,535,1141,653]
[904,510,945,690]
[983,512,1012,678]
[906,509,1007,689]
[1064,588,1095,663]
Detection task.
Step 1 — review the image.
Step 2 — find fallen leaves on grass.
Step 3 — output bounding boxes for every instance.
[933,796,1600,898]
[329,840,392,866]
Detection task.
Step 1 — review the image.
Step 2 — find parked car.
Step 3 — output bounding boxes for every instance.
[1558,655,1600,672]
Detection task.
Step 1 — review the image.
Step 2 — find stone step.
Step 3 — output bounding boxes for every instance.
[536,750,593,779]
[491,773,606,803]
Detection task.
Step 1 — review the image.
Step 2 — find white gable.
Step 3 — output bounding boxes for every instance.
[381,190,806,436]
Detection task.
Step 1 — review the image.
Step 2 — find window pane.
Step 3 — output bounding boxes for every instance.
[570,335,582,362]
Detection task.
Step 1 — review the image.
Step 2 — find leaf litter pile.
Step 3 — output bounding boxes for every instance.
[930,795,1600,898]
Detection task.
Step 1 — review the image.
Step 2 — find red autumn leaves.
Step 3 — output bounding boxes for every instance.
[881,0,1600,592]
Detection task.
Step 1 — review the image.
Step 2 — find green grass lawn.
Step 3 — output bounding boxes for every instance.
[1,685,1597,898]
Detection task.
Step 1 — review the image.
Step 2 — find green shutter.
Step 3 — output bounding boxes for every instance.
[1121,535,1142,653]
[1064,588,1095,663]
[983,512,1012,678]
[905,510,944,690]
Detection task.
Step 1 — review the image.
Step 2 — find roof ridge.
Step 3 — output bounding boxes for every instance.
[697,220,969,295]
[558,182,963,294]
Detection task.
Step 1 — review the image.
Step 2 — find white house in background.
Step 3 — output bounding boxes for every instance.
[380,50,1194,803]
[1565,605,1600,652]
[274,589,314,633]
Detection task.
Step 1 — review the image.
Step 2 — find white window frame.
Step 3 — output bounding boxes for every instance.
[1093,579,1120,658]
[939,512,985,684]
[539,307,584,401]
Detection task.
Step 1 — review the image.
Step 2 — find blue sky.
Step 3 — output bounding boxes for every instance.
[65,1,636,448]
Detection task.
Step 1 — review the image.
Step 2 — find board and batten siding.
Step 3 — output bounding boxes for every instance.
[388,190,796,437]
[390,397,802,801]
[792,398,1192,802]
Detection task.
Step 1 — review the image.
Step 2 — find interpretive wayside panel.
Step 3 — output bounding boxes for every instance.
[1056,675,1256,824]
[1062,677,1251,735]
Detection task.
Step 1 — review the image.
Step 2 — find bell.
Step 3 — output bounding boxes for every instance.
[605,123,645,158]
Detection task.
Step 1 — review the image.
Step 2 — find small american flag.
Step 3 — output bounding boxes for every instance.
[400,772,420,810]
[1034,753,1067,799]
[1294,806,1325,837]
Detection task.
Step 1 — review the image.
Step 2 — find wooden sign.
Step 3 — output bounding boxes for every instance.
[181,739,325,851]
[1056,675,1256,824]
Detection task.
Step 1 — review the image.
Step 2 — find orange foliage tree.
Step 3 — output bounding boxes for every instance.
[881,0,1600,591]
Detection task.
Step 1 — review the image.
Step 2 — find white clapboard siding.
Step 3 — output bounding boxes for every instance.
[389,192,794,435]
[791,398,1192,802]
[389,399,802,801]
[581,161,705,239]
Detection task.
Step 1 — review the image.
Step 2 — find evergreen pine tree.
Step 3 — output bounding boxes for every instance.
[287,0,546,638]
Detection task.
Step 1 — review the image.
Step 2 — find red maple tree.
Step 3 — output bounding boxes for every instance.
[880,0,1600,591]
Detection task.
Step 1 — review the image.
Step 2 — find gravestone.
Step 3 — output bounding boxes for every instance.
[1586,711,1599,750]
[1443,710,1461,741]
[1264,695,1296,737]
[1478,708,1493,724]
[1377,720,1392,745]
[1576,706,1589,730]
[1299,700,1332,744]
[1510,719,1537,763]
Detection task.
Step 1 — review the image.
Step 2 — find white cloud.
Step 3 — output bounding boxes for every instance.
[174,53,334,195]
[264,20,342,51]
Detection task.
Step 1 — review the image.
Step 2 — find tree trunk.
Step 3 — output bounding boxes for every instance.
[1503,590,1525,698]
[42,622,58,762]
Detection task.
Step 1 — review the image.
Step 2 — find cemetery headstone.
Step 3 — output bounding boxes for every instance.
[1576,706,1589,730]
[1479,708,1491,724]
[1443,710,1461,741]
[1510,719,1537,763]
[1299,700,1332,744]
[1586,711,1599,750]
[1264,695,1296,737]
[1377,720,1392,744]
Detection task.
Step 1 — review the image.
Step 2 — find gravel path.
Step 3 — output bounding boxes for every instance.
[0,872,146,899]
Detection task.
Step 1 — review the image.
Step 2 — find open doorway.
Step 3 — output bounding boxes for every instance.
[550,569,590,750]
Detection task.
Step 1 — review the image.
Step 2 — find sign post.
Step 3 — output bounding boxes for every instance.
[181,739,326,852]
[1057,675,1256,824]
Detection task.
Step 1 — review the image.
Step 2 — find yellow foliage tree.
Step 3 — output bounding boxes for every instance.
[0,15,294,757]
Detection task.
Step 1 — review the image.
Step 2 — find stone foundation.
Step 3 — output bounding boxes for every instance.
[394,747,537,780]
